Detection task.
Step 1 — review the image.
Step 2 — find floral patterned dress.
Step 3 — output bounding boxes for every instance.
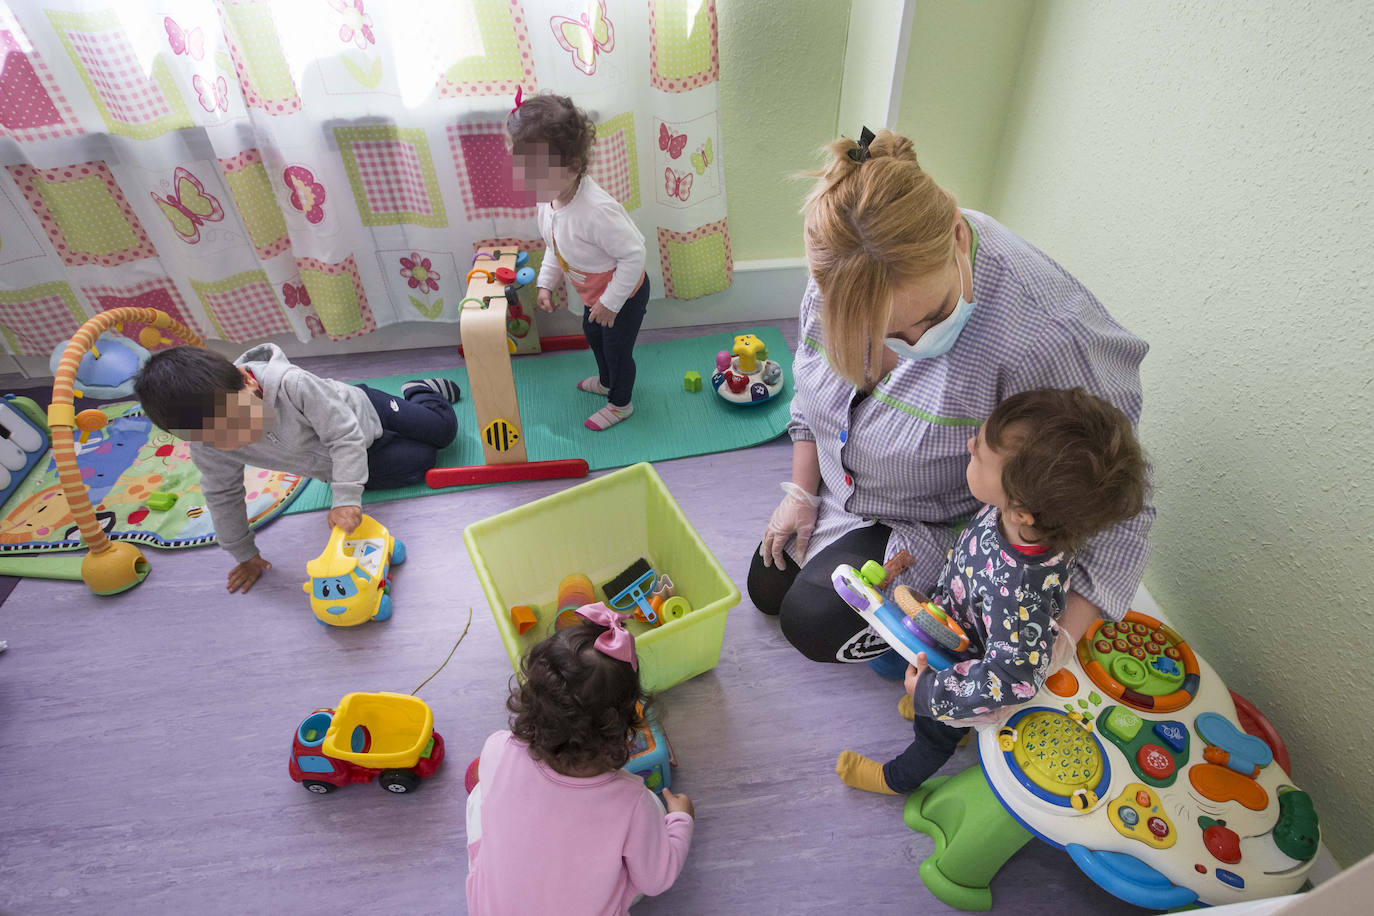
[910,504,1070,721]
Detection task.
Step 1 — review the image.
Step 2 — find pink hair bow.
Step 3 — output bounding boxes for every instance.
[575,602,638,670]
[511,86,524,113]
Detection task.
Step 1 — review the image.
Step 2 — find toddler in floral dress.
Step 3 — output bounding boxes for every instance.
[837,387,1149,795]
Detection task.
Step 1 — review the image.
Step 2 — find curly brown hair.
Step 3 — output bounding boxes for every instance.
[507,620,647,775]
[505,92,596,176]
[983,387,1149,553]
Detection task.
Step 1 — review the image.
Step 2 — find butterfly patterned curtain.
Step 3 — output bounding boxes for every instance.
[0,0,730,358]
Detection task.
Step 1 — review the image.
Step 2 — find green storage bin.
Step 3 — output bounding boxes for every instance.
[464,462,740,693]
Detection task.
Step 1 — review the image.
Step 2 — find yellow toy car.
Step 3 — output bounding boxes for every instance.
[302,514,405,626]
[289,692,444,794]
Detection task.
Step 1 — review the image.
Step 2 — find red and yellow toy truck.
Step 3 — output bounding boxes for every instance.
[288,692,444,794]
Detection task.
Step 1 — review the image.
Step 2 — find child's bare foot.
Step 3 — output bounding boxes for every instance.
[836,750,897,795]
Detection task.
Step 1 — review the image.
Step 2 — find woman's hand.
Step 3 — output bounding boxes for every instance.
[759,482,823,568]
[537,287,558,313]
[588,301,617,326]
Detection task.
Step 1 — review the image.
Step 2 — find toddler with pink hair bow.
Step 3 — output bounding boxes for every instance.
[465,604,695,914]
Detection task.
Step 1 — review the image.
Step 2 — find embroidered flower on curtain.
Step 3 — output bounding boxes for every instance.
[283,166,327,224]
[329,0,376,50]
[399,252,439,293]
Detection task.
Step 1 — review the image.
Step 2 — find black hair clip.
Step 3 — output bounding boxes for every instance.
[847,126,875,164]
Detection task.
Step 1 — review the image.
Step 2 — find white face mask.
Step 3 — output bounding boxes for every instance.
[884,251,976,361]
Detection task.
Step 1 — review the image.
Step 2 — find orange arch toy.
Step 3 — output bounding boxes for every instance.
[47,308,202,595]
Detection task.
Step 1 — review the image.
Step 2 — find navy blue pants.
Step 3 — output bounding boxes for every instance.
[582,274,650,407]
[357,385,458,490]
[884,713,970,793]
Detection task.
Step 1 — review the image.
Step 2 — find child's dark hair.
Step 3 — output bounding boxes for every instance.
[505,92,596,175]
[507,621,646,774]
[983,387,1149,552]
[133,346,243,433]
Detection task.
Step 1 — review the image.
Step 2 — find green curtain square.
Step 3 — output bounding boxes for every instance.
[35,175,139,255]
[224,160,289,255]
[667,233,729,300]
[225,1,297,102]
[301,268,365,338]
[443,0,525,84]
[654,0,714,79]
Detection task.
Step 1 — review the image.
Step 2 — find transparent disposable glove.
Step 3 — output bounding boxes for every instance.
[759,482,823,568]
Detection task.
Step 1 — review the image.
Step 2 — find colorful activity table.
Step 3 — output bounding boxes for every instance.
[903,609,1321,910]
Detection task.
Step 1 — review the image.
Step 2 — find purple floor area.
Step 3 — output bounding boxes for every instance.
[0,321,1143,914]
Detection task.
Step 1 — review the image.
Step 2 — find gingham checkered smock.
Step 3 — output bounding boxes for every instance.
[786,210,1154,621]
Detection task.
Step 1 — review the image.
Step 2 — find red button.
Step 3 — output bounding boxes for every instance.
[1137,744,1175,780]
[843,474,853,487]
[1204,825,1242,863]
[1147,816,1170,838]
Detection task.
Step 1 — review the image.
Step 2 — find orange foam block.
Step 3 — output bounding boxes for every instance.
[509,605,538,635]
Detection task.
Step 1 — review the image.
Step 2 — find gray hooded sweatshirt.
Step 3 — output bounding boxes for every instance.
[188,343,382,563]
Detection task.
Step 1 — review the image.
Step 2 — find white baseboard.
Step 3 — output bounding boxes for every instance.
[0,258,810,387]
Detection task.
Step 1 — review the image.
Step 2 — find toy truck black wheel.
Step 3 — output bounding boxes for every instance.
[302,780,336,794]
[379,770,419,794]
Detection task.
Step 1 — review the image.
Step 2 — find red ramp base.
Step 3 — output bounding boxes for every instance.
[426,458,589,488]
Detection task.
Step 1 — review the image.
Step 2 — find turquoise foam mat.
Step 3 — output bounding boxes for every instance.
[284,324,793,513]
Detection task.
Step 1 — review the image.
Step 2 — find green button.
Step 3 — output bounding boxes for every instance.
[1111,654,1149,688]
[1104,706,1143,742]
[1089,691,1102,705]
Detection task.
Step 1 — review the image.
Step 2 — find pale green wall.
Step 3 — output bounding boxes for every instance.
[895,0,1033,211]
[720,0,1035,260]
[838,0,909,133]
[719,0,851,260]
[987,1,1374,866]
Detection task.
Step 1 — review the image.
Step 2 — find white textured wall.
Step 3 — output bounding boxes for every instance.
[988,1,1374,865]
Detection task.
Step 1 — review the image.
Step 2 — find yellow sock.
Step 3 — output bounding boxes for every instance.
[897,694,915,720]
[836,750,897,795]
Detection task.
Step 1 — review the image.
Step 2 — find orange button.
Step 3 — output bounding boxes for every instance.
[1135,790,1152,806]
[1189,763,1269,810]
[1046,669,1079,697]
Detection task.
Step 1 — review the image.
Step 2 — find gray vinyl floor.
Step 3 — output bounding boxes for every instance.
[0,319,1141,914]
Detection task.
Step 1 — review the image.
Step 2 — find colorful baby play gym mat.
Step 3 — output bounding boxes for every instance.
[0,400,304,554]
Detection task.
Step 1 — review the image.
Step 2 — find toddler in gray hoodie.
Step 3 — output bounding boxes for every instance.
[134,345,460,594]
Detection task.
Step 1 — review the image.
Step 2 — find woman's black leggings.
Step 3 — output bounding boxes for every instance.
[747,523,899,663]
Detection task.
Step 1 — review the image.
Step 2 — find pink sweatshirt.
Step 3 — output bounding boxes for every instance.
[466,731,694,915]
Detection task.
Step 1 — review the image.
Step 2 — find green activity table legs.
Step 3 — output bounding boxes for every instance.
[904,764,1033,911]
